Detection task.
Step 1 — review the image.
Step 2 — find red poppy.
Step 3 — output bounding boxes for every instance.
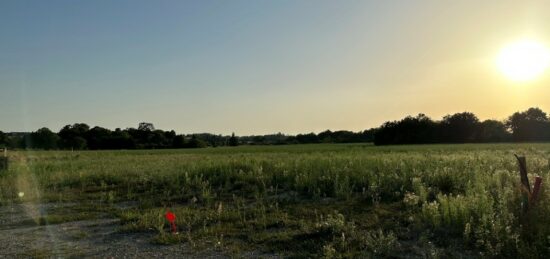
[165,211,176,222]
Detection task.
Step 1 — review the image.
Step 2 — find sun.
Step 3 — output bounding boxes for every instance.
[496,40,550,81]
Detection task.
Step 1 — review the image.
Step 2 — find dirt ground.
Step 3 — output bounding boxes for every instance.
[0,203,228,258]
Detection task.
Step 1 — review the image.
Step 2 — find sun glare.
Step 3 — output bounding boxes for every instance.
[497,40,550,81]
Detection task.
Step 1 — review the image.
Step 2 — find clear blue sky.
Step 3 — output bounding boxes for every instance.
[1,1,550,134]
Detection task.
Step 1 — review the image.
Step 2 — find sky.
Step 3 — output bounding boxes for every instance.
[1,0,550,135]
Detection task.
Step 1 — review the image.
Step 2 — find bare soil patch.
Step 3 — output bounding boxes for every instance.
[0,203,227,258]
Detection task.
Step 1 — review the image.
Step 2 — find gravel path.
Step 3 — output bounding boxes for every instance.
[0,203,227,258]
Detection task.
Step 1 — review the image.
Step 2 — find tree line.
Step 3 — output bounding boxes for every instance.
[0,122,375,150]
[374,107,549,145]
[0,123,225,150]
[0,107,548,150]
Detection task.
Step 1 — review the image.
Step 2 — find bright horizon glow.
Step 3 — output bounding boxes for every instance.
[497,40,550,82]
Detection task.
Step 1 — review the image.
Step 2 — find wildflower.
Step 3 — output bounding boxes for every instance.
[403,192,419,206]
[217,202,223,214]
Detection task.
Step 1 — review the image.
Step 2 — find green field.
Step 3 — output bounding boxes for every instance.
[1,143,550,258]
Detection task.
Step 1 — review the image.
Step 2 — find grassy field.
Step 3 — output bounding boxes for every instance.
[1,143,550,258]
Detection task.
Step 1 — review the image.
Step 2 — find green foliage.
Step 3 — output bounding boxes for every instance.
[363,229,398,256]
[29,127,60,150]
[1,143,550,257]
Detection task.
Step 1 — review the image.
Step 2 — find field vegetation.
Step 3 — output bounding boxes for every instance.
[1,143,550,257]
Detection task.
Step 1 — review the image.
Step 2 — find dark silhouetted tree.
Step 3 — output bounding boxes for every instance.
[478,120,510,142]
[187,135,207,148]
[29,127,60,150]
[295,133,319,144]
[318,130,333,143]
[440,112,480,143]
[229,133,239,146]
[110,129,135,149]
[506,107,549,142]
[172,135,186,148]
[58,123,90,150]
[149,130,169,149]
[86,126,112,149]
[0,131,6,148]
[374,114,437,145]
[138,122,155,131]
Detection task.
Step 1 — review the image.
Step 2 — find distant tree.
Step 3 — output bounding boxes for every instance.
[251,135,266,145]
[247,133,288,145]
[126,127,147,148]
[58,123,90,149]
[271,133,289,145]
[4,133,24,149]
[440,112,480,143]
[374,114,437,145]
[296,133,319,144]
[111,129,135,149]
[283,135,297,144]
[478,120,510,142]
[187,133,225,147]
[331,130,357,143]
[86,126,112,149]
[187,135,207,148]
[70,137,87,150]
[373,109,550,145]
[172,135,186,148]
[506,107,549,142]
[229,132,239,146]
[28,127,60,150]
[217,134,226,146]
[165,130,176,140]
[138,122,155,131]
[67,123,90,135]
[360,128,377,142]
[149,130,169,148]
[318,130,333,143]
[0,131,6,148]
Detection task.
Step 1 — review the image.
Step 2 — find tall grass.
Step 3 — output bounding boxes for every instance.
[1,143,550,257]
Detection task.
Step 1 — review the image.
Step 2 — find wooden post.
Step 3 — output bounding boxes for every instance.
[515,155,531,212]
[514,155,544,212]
[515,155,531,192]
[530,176,543,205]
